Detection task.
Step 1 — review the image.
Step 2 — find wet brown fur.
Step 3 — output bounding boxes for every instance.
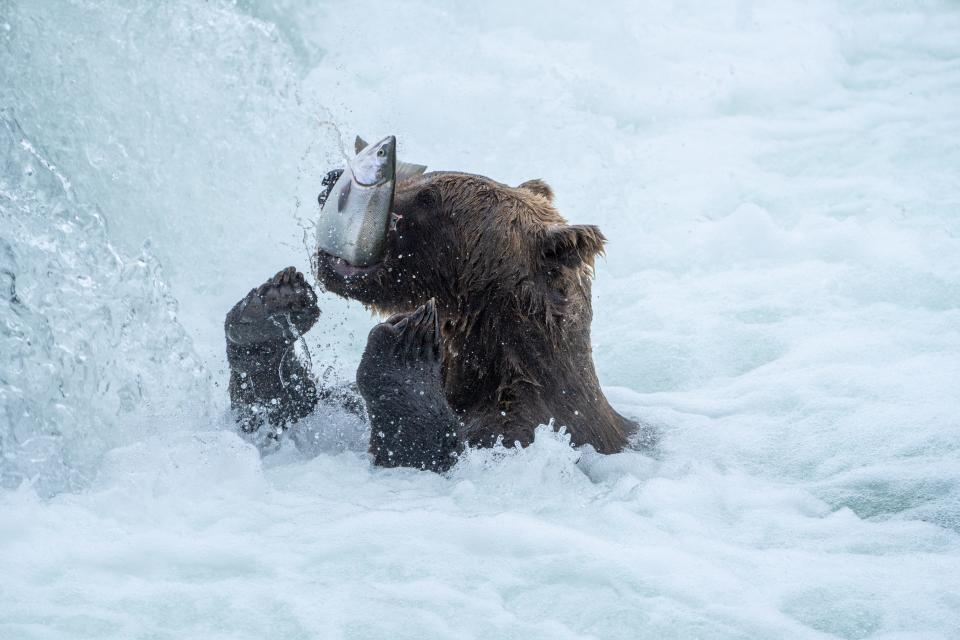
[315,172,635,454]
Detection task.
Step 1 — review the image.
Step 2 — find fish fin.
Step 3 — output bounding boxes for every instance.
[396,162,428,181]
[356,134,426,178]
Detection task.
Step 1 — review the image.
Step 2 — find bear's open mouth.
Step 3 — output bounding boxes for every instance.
[316,251,382,279]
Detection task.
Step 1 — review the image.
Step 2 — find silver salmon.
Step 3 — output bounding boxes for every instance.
[315,135,426,267]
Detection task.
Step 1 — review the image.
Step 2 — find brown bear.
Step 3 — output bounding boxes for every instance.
[224,171,641,471]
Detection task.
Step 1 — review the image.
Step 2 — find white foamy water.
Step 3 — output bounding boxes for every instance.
[2,1,959,638]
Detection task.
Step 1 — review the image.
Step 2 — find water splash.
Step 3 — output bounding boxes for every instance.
[0,113,210,497]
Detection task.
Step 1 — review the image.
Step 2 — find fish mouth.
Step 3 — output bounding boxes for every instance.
[315,250,382,279]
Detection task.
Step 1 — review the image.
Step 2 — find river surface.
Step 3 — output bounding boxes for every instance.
[2,1,959,638]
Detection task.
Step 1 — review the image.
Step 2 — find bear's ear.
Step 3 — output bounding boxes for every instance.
[518,179,554,202]
[540,224,606,268]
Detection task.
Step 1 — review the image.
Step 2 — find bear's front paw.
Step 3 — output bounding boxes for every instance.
[358,299,459,471]
[317,168,344,209]
[226,267,319,345]
[357,299,442,402]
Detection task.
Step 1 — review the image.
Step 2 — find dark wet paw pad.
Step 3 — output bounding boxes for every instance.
[358,299,442,396]
[259,267,316,313]
[226,267,320,344]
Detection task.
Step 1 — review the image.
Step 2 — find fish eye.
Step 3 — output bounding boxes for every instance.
[377,147,386,157]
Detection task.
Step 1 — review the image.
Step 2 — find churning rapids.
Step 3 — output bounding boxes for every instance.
[2,1,959,638]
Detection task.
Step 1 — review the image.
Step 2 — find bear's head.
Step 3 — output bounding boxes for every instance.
[313,172,606,332]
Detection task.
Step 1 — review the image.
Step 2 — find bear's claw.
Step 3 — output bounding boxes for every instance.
[357,299,443,399]
[395,298,441,361]
[226,267,319,345]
